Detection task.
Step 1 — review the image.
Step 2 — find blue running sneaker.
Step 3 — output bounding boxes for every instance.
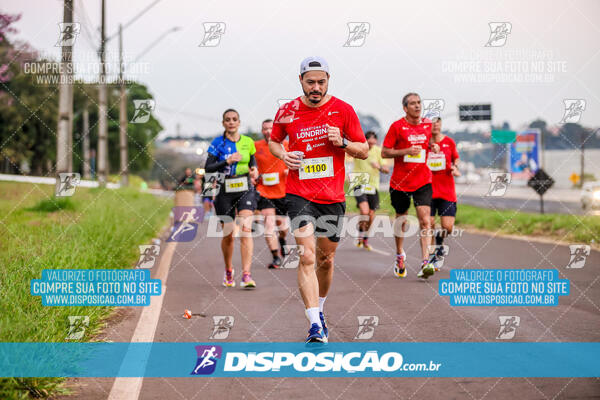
[319,312,329,340]
[305,323,326,343]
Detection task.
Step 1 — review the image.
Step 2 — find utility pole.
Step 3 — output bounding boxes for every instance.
[540,126,545,168]
[56,0,74,193]
[67,75,74,172]
[118,24,128,187]
[97,0,108,187]
[95,0,164,187]
[82,101,91,179]
[580,128,585,187]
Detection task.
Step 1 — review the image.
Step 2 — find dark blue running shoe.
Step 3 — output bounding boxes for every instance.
[305,323,326,343]
[319,312,329,340]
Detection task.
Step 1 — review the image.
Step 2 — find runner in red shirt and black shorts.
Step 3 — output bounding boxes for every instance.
[428,117,460,268]
[382,93,441,280]
[255,118,290,268]
[269,56,368,343]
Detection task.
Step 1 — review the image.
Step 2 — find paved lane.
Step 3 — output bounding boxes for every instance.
[62,217,600,399]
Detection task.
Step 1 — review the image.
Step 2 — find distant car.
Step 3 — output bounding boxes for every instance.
[581,182,600,210]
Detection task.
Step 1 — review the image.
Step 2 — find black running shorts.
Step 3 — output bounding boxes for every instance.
[256,194,288,216]
[214,189,257,220]
[354,191,380,211]
[430,198,457,217]
[286,193,346,242]
[390,183,432,215]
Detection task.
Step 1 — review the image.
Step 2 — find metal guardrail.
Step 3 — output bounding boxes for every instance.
[0,173,120,189]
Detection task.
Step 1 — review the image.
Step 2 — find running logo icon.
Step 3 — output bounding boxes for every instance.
[485,22,512,47]
[427,244,449,270]
[275,99,300,124]
[344,22,370,47]
[486,172,511,197]
[168,207,203,242]
[191,345,222,375]
[566,245,590,269]
[347,172,371,196]
[131,100,155,124]
[209,316,234,339]
[56,173,80,197]
[202,172,225,197]
[66,316,89,340]
[136,245,160,269]
[55,23,80,47]
[496,316,520,340]
[199,22,226,47]
[355,315,379,340]
[422,99,445,120]
[560,99,586,124]
[281,245,304,269]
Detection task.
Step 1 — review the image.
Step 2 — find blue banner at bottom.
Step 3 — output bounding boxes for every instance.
[0,342,598,378]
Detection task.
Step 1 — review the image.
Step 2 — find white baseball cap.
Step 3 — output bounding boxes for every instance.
[299,56,330,75]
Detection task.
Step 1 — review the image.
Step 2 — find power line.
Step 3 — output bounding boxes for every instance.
[133,26,180,63]
[106,0,163,42]
[76,0,100,46]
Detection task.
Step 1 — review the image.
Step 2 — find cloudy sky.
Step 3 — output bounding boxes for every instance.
[5,0,600,138]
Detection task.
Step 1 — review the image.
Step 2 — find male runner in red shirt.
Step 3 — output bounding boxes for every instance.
[269,56,368,343]
[254,119,289,268]
[428,117,460,267]
[382,93,440,280]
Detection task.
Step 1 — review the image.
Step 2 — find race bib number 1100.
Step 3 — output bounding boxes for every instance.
[299,156,334,180]
[403,149,426,163]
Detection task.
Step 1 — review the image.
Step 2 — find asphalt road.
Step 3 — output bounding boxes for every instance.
[60,217,600,400]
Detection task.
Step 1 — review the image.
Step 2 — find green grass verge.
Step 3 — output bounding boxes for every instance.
[0,182,171,399]
[455,204,600,244]
[345,191,599,245]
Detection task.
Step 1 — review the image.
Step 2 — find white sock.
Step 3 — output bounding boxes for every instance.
[305,307,322,327]
[318,297,326,313]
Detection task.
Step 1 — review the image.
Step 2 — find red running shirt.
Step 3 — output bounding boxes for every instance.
[270,96,365,204]
[254,139,289,199]
[383,117,433,192]
[429,135,459,202]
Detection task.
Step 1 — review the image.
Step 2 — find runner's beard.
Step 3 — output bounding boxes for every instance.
[304,89,327,104]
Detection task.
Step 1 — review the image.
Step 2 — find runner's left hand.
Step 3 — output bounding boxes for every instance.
[451,164,461,177]
[249,167,259,183]
[326,124,343,147]
[431,143,440,153]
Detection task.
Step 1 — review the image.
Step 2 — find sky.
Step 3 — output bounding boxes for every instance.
[4,0,600,138]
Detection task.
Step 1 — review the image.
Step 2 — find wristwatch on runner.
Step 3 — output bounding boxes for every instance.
[340,137,348,149]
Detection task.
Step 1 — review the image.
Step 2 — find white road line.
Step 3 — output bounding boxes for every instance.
[368,247,392,256]
[107,241,177,400]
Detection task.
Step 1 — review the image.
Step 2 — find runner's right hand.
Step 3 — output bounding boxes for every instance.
[226,152,242,164]
[370,161,381,170]
[283,152,302,170]
[406,145,421,156]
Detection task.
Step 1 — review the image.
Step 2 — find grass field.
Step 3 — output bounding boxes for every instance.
[345,191,600,246]
[0,182,171,398]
